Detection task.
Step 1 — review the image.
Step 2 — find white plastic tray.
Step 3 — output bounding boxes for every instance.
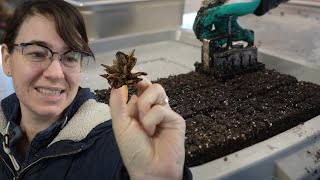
[82,29,320,180]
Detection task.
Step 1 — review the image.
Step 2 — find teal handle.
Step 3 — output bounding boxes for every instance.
[193,0,261,46]
[203,0,260,26]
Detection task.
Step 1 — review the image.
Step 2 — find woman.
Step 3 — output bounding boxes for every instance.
[0,0,191,179]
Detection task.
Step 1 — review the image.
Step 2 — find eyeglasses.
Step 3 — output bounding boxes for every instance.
[13,43,94,72]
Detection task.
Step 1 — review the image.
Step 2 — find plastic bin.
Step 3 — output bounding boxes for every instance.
[65,0,185,40]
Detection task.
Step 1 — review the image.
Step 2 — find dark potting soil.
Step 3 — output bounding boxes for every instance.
[94,69,320,167]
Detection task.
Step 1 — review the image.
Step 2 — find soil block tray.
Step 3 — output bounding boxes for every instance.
[83,29,320,179]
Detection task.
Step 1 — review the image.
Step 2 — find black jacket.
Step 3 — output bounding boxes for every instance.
[0,88,192,180]
[254,0,289,16]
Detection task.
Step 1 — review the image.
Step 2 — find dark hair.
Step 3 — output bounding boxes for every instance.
[3,0,94,57]
[0,1,15,29]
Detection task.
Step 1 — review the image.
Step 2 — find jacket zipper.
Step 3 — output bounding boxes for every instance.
[0,154,15,177]
[0,117,87,180]
[16,148,83,179]
[1,148,83,179]
[2,121,84,179]
[2,121,20,177]
[3,133,20,171]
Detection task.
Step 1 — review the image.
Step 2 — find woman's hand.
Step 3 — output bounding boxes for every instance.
[109,77,186,180]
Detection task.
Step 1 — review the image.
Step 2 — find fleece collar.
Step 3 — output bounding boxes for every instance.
[0,90,111,147]
[48,99,111,146]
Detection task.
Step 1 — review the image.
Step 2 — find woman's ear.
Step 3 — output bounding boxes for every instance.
[1,44,12,77]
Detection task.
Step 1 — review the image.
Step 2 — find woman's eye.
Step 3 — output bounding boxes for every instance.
[27,52,46,59]
[66,57,77,62]
[33,53,45,57]
[64,52,80,63]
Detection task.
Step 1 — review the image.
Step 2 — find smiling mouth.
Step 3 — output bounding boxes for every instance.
[36,88,65,96]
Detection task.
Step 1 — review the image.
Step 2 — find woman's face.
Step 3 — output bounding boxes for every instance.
[2,14,80,120]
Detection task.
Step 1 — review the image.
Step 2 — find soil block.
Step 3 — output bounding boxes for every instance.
[94,69,320,167]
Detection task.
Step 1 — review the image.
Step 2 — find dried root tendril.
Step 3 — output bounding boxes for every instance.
[100,49,147,89]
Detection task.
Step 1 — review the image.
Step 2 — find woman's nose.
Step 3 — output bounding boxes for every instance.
[42,58,65,80]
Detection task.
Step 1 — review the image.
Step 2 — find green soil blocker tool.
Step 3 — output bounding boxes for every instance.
[195,16,265,80]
